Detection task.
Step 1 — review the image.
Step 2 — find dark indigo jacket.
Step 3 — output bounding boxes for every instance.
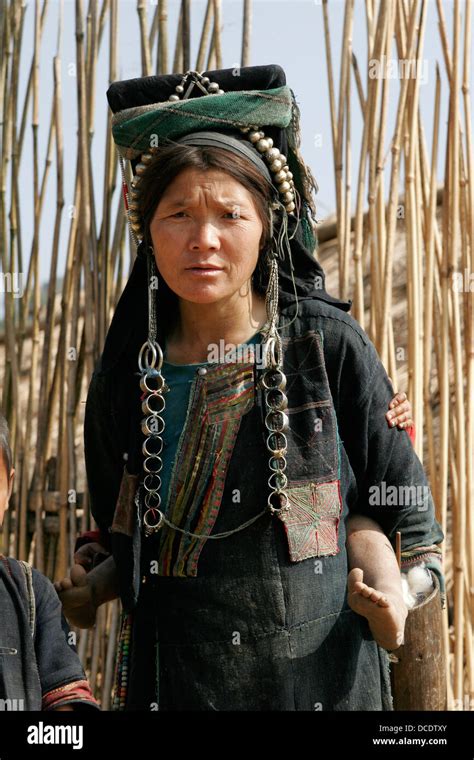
[83,293,444,711]
[0,557,99,711]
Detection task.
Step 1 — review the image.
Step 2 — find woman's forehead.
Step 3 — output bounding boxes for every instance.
[168,167,247,188]
[159,170,254,204]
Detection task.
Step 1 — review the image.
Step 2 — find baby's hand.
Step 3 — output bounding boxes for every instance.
[347,567,408,650]
[386,378,413,431]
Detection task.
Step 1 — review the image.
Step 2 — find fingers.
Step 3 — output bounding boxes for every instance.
[53,563,88,595]
[73,545,95,569]
[393,412,414,429]
[54,577,73,593]
[70,564,88,587]
[386,394,413,429]
[73,542,109,569]
[389,391,407,409]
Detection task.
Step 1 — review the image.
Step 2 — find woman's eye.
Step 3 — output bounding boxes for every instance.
[171,211,238,219]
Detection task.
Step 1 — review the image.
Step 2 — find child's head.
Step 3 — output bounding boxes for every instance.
[0,413,15,528]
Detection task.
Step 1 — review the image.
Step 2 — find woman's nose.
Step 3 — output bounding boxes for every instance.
[189,221,220,249]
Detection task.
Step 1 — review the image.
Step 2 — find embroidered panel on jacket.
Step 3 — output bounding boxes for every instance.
[156,355,257,577]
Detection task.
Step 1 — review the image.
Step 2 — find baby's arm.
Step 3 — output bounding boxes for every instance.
[32,569,100,710]
[346,514,408,650]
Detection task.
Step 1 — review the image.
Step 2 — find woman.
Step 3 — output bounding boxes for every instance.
[57,65,443,711]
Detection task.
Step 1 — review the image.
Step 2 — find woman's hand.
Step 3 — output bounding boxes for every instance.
[386,377,413,431]
[54,565,98,629]
[73,542,110,572]
[54,555,119,629]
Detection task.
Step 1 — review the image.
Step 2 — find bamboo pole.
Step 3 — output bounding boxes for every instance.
[0,1,22,510]
[137,0,152,76]
[20,0,44,569]
[196,0,214,71]
[460,0,474,689]
[97,0,117,352]
[342,74,352,305]
[421,66,441,508]
[157,0,168,75]
[172,2,183,74]
[334,0,354,302]
[372,1,395,362]
[241,0,251,68]
[212,0,222,70]
[29,2,63,574]
[195,0,213,73]
[148,2,159,56]
[379,0,420,367]
[181,0,190,73]
[445,0,465,703]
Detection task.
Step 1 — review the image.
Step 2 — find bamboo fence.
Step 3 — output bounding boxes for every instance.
[0,0,472,711]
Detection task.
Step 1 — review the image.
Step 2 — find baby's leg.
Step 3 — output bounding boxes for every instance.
[346,514,408,650]
[347,567,406,650]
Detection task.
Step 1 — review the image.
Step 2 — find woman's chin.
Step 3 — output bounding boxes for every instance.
[172,283,232,304]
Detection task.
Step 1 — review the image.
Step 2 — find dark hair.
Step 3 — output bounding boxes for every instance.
[137,141,276,297]
[0,413,12,476]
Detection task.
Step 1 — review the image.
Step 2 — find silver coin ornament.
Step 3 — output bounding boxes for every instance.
[261,349,290,517]
[138,339,168,537]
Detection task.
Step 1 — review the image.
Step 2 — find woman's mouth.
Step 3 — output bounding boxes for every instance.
[186,265,223,275]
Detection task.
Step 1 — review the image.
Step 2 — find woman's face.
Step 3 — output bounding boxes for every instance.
[149,168,264,304]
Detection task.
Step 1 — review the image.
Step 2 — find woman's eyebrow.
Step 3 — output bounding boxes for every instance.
[160,197,246,209]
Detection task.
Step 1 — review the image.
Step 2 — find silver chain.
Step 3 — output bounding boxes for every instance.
[147,250,158,342]
[138,261,168,536]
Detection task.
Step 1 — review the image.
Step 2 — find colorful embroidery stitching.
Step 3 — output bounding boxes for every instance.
[111,467,140,537]
[157,357,256,577]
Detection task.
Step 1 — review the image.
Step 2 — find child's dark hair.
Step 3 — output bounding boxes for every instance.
[0,413,12,475]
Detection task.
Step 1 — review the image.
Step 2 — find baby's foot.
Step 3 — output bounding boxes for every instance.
[347,567,408,650]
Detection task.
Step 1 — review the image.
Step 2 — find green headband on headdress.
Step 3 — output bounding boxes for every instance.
[111,81,319,254]
[111,86,293,160]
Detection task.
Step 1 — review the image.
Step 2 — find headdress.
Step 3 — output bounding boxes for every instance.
[106,64,352,562]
